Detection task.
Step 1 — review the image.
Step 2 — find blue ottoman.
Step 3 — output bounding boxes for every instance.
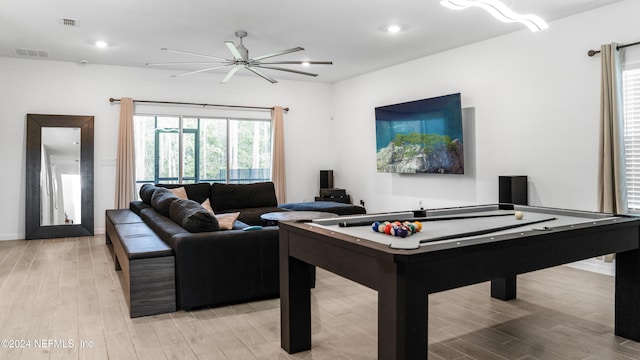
[279,201,366,216]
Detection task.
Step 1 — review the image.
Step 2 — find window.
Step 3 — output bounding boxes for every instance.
[134,115,272,187]
[623,66,640,210]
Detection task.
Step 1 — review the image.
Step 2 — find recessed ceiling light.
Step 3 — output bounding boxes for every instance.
[387,25,402,33]
[301,61,311,67]
[95,41,109,48]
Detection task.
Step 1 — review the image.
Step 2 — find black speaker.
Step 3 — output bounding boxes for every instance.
[499,176,528,205]
[320,170,334,189]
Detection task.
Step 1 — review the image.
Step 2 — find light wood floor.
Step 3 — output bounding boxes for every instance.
[1,236,640,360]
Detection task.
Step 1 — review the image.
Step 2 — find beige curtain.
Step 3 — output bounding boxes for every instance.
[597,43,628,215]
[114,97,136,209]
[271,106,286,203]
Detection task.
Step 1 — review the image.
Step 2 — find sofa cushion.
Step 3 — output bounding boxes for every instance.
[139,208,188,247]
[139,184,158,204]
[129,200,151,216]
[151,187,178,217]
[169,199,220,233]
[211,182,278,212]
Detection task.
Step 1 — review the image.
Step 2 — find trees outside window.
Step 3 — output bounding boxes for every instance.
[134,115,272,189]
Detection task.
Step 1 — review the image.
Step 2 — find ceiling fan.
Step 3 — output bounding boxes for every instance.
[146,30,333,84]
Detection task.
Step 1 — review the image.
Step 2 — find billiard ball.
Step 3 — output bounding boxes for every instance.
[397,226,408,238]
[515,211,524,220]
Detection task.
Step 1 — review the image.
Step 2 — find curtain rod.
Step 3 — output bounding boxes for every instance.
[109,97,289,112]
[587,41,640,57]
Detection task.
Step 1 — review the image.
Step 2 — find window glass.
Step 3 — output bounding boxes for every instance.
[229,119,272,183]
[157,130,180,183]
[199,118,227,182]
[624,67,640,210]
[134,116,156,184]
[133,115,271,189]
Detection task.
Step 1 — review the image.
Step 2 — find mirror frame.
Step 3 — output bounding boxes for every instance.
[26,114,94,239]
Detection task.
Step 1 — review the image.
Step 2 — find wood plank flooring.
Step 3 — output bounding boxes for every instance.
[1,235,639,359]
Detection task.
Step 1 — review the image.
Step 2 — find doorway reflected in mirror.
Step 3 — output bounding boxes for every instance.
[40,127,82,226]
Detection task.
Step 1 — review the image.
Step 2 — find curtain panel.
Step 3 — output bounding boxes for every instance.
[597,43,628,215]
[114,97,136,209]
[271,106,286,203]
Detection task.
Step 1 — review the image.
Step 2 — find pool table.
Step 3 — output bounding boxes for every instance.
[278,204,640,360]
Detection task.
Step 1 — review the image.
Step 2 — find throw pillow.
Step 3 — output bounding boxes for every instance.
[169,198,219,233]
[201,198,214,214]
[169,186,188,199]
[151,187,178,217]
[215,212,240,230]
[139,184,157,204]
[200,198,238,230]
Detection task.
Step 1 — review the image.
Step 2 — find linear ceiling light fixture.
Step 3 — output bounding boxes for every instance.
[440,0,548,32]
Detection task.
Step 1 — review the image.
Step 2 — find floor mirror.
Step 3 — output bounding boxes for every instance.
[25,114,94,239]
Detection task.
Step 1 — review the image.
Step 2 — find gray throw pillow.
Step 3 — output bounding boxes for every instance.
[169,198,220,233]
[139,183,158,204]
[151,187,178,217]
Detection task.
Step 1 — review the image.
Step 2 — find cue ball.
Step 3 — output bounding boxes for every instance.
[515,211,524,220]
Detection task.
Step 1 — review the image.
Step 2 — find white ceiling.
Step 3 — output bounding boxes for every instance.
[0,0,621,83]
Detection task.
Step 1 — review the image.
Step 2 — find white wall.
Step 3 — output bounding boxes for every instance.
[3,1,640,240]
[0,58,334,240]
[331,0,640,214]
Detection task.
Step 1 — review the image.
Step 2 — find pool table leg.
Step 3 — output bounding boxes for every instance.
[280,254,312,353]
[615,249,640,341]
[378,265,428,360]
[491,275,517,300]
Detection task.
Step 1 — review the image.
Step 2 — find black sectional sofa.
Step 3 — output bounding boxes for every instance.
[107,182,284,316]
[106,181,367,317]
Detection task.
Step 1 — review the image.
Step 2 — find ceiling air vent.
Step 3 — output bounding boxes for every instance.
[13,48,50,58]
[60,18,78,27]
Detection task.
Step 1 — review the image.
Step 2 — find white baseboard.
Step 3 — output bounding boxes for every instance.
[0,228,104,241]
[0,233,23,241]
[566,258,615,276]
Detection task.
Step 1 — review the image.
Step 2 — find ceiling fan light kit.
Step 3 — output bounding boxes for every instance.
[440,0,548,32]
[146,30,332,84]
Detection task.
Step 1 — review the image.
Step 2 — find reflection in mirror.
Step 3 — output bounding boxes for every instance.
[41,127,82,226]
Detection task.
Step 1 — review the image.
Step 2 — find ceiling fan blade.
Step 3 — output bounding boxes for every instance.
[161,48,229,61]
[221,66,241,84]
[252,47,304,61]
[146,61,231,66]
[257,61,333,65]
[225,41,243,61]
[245,66,278,83]
[173,65,232,77]
[255,65,318,77]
